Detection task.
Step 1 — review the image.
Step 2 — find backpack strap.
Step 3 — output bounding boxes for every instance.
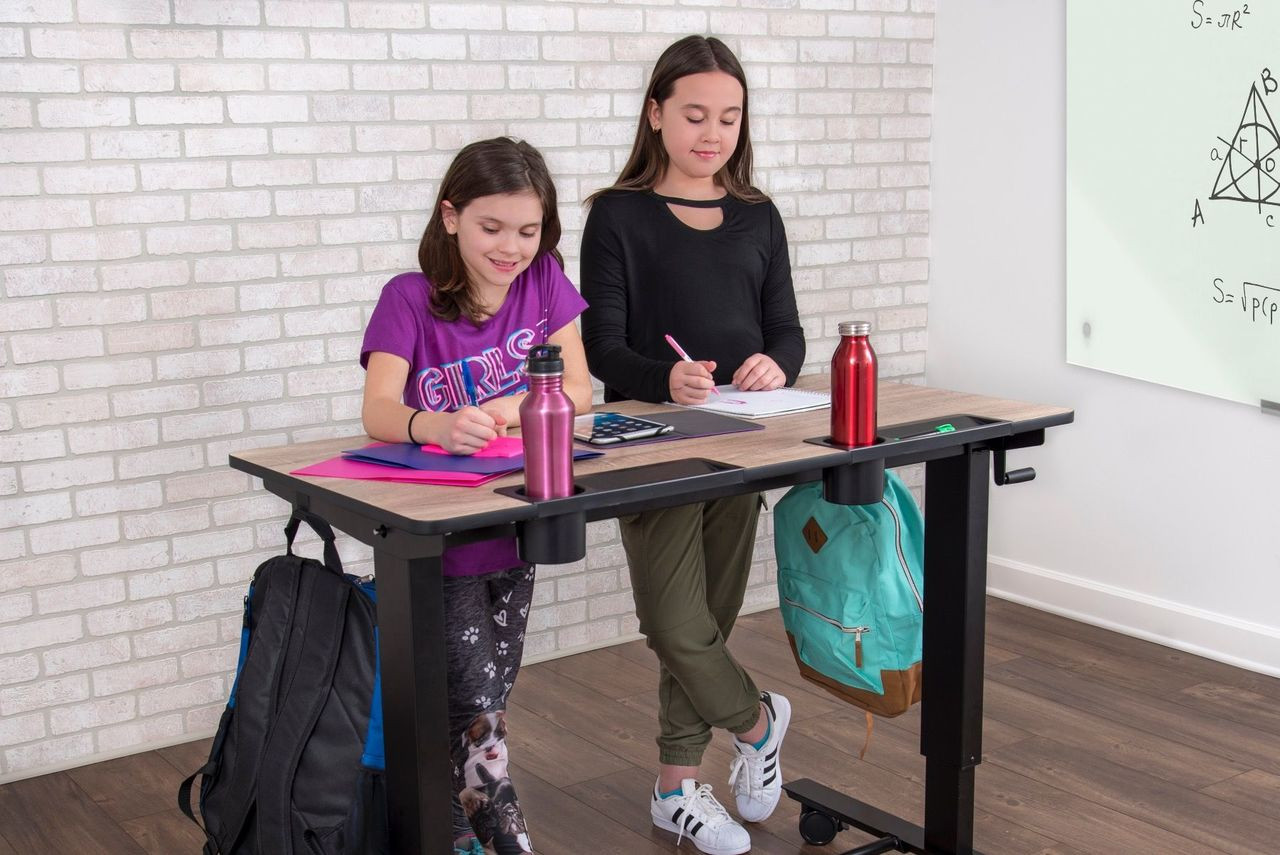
[285,509,344,575]
[255,568,352,853]
[179,768,231,854]
[207,556,306,852]
[176,645,248,849]
[177,760,217,843]
[176,643,250,853]
[859,710,874,761]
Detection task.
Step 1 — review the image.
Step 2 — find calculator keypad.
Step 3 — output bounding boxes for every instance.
[595,417,653,437]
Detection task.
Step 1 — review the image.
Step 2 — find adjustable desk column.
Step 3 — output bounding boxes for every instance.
[922,448,989,853]
[373,537,451,855]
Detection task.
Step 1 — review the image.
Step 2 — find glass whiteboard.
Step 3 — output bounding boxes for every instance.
[1067,0,1279,407]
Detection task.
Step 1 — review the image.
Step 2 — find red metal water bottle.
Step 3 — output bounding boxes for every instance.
[831,321,877,447]
[519,344,575,499]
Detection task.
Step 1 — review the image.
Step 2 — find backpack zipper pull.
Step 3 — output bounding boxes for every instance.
[854,629,865,668]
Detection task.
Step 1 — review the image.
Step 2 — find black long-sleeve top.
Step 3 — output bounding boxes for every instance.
[580,189,806,404]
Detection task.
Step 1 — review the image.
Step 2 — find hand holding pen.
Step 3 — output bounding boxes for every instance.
[664,334,720,405]
[444,362,504,454]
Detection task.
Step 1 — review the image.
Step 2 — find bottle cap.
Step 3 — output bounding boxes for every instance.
[839,321,871,337]
[526,344,564,375]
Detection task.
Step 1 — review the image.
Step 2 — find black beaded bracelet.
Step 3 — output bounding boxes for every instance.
[406,408,426,445]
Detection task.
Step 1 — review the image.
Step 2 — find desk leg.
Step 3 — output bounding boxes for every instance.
[921,449,990,855]
[375,543,452,855]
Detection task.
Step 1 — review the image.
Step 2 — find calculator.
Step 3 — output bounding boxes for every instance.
[573,412,674,445]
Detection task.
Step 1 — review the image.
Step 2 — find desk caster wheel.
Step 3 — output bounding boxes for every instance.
[799,808,841,846]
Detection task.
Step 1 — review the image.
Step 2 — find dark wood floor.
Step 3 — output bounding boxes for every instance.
[2,598,1279,854]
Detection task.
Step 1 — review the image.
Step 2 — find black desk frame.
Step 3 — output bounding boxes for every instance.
[231,413,1066,855]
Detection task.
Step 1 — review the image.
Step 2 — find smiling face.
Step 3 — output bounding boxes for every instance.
[441,191,543,297]
[649,70,745,189]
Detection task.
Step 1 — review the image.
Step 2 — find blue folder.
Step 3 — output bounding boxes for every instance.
[342,443,602,474]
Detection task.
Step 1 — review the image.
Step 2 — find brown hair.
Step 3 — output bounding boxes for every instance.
[589,35,766,205]
[418,137,563,324]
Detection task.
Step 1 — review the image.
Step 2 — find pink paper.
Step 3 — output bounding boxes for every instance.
[291,456,504,487]
[419,435,524,458]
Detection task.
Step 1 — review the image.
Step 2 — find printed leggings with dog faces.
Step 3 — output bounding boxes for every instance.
[444,564,536,854]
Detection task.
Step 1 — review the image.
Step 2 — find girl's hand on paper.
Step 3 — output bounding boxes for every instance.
[669,359,717,405]
[439,406,504,455]
[733,353,784,391]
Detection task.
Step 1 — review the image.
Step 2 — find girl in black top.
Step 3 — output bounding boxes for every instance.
[580,35,804,855]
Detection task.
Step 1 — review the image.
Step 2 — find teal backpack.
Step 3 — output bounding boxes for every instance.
[774,471,924,720]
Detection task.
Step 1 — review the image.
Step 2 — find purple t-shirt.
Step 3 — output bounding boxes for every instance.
[361,252,588,576]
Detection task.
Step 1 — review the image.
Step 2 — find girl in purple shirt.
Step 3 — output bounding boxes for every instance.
[361,138,591,855]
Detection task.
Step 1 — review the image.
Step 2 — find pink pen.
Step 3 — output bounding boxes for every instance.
[664,334,719,396]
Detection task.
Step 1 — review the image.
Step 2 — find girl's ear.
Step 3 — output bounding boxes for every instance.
[647,98,662,133]
[441,200,459,235]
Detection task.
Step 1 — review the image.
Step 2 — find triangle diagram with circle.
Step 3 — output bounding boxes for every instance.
[1210,83,1280,210]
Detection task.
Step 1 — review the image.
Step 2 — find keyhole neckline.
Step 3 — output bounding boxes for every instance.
[647,189,730,209]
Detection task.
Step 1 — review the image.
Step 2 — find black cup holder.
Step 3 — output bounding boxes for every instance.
[823,457,885,505]
[509,485,586,566]
[800,436,887,505]
[512,487,587,565]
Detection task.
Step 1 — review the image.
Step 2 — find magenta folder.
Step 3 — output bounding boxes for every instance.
[291,456,505,487]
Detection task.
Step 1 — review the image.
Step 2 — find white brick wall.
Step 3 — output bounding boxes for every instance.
[0,0,933,782]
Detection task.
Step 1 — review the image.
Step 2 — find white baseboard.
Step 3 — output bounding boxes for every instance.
[0,729,218,787]
[987,555,1280,678]
[523,597,780,666]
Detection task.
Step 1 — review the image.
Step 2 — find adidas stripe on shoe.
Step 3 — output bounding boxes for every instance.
[650,778,750,855]
[728,690,791,823]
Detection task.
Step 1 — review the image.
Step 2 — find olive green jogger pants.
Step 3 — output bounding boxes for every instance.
[619,492,764,767]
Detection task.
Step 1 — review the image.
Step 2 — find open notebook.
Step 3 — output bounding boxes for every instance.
[680,385,831,419]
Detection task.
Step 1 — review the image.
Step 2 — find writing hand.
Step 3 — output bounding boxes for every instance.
[669,359,717,405]
[440,406,500,455]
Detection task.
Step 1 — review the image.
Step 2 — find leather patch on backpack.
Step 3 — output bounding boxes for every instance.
[801,517,827,554]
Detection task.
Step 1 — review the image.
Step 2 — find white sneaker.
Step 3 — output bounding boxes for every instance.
[728,691,791,823]
[651,778,751,855]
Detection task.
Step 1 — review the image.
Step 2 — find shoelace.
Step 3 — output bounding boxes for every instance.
[727,751,759,795]
[672,783,733,847]
[728,702,773,795]
[728,729,772,795]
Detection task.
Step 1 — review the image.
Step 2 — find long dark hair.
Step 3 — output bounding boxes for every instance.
[589,35,766,205]
[418,137,563,324]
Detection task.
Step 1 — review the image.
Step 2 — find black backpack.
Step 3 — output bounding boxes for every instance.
[178,510,388,854]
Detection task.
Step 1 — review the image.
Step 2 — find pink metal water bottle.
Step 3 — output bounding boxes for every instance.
[831,321,877,447]
[519,344,575,499]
